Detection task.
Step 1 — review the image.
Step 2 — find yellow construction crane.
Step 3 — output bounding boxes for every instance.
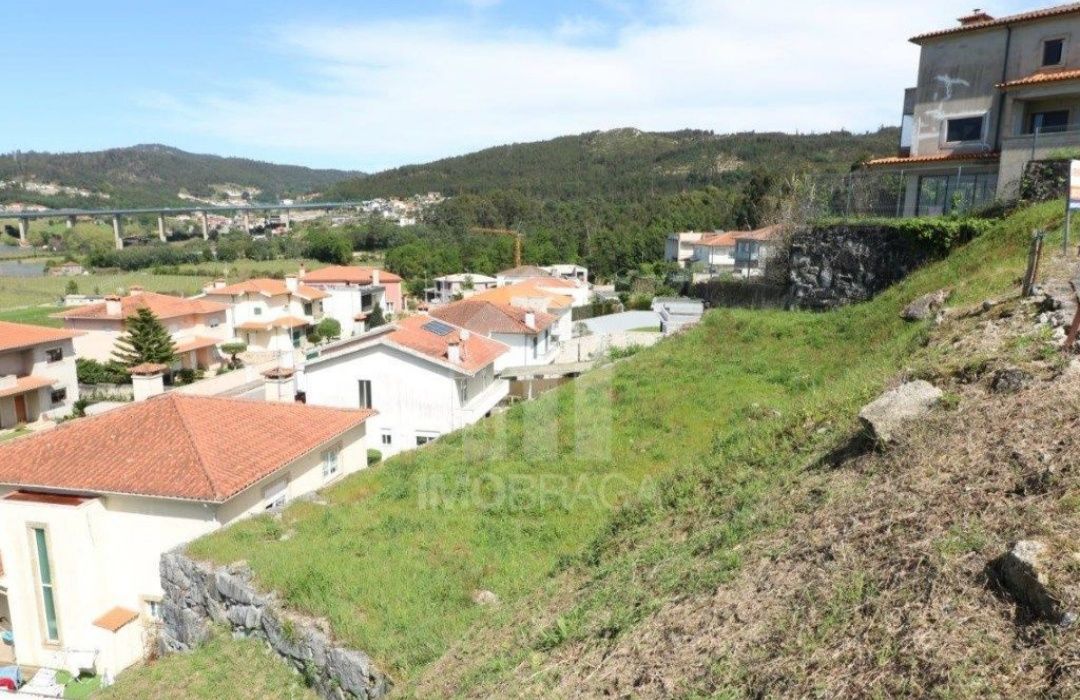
[470,227,523,267]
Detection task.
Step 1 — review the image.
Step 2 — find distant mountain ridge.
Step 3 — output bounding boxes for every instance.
[327,126,900,202]
[0,145,363,209]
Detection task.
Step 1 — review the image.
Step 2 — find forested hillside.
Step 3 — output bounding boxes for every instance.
[0,145,360,208]
[328,127,897,201]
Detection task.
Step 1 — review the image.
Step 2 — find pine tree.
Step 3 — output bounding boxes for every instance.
[367,304,387,328]
[112,307,178,366]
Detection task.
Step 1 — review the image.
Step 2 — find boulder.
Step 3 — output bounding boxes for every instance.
[993,540,1075,626]
[990,367,1033,394]
[472,589,500,606]
[858,380,943,443]
[901,288,951,321]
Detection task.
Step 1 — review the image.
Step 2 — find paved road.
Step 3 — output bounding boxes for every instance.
[581,310,659,334]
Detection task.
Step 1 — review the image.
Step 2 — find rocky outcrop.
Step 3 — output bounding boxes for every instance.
[160,552,391,699]
[858,380,943,443]
[992,540,1076,627]
[901,289,951,321]
[788,225,942,310]
[990,367,1033,394]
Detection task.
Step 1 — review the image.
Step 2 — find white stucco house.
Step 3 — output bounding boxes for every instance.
[299,266,403,336]
[201,276,329,353]
[495,265,555,287]
[423,273,498,306]
[299,314,509,457]
[471,280,576,344]
[0,322,80,429]
[53,288,231,371]
[690,232,738,273]
[665,231,705,267]
[0,391,374,681]
[541,264,589,283]
[430,299,558,371]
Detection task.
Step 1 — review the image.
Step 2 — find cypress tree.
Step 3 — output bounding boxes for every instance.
[112,307,178,366]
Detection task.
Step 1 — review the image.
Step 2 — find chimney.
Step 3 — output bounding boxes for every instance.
[128,285,144,296]
[213,278,226,289]
[297,264,306,279]
[958,9,993,25]
[460,329,471,342]
[372,268,381,286]
[284,274,298,293]
[447,339,461,365]
[105,295,122,317]
[262,367,296,402]
[129,363,167,401]
[524,310,536,330]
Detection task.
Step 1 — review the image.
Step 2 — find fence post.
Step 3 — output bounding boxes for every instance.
[895,170,905,218]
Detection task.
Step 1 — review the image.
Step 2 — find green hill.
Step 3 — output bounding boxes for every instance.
[0,144,361,209]
[101,201,1071,698]
[327,127,899,202]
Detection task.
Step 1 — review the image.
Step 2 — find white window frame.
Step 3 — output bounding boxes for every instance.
[321,446,340,479]
[29,525,62,646]
[380,430,392,446]
[941,113,987,146]
[263,478,288,511]
[44,347,63,363]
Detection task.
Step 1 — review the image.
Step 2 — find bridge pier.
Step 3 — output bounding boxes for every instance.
[157,213,167,243]
[66,215,76,229]
[199,211,209,239]
[284,209,291,231]
[243,211,251,234]
[17,217,28,246]
[112,215,123,250]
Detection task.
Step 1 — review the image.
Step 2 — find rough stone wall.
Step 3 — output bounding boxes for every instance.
[788,225,939,310]
[1021,159,1070,203]
[160,551,391,699]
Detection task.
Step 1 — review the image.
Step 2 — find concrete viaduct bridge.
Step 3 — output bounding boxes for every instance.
[0,201,364,249]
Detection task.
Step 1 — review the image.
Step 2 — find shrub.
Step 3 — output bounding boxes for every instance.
[316,318,341,341]
[76,358,131,385]
[367,449,383,465]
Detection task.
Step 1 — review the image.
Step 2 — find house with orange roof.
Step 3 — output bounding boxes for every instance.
[424,272,499,306]
[0,391,373,678]
[297,265,403,336]
[54,288,231,370]
[691,231,739,273]
[430,298,558,370]
[0,322,80,429]
[300,314,509,456]
[733,225,784,278]
[470,279,580,344]
[201,274,328,353]
[865,3,1080,214]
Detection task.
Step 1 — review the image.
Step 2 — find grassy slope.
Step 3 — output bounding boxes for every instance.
[174,203,1059,696]
[101,634,317,700]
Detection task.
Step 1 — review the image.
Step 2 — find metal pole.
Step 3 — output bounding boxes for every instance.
[895,170,905,218]
[1066,201,1071,255]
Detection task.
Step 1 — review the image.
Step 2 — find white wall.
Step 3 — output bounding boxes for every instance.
[0,338,79,426]
[303,344,505,457]
[490,329,556,370]
[308,284,384,338]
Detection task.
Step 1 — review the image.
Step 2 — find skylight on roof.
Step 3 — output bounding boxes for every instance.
[422,320,455,336]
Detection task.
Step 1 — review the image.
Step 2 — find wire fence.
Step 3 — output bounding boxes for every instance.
[792,170,1000,220]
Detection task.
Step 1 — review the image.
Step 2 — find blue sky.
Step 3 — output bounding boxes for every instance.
[1,1,1035,171]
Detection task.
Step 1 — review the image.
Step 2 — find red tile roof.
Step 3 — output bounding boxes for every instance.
[128,362,168,376]
[864,152,1000,167]
[497,265,553,278]
[0,394,374,502]
[386,315,508,374]
[911,3,1080,42]
[55,291,226,322]
[0,321,79,353]
[430,299,556,335]
[302,266,401,284]
[93,607,140,632]
[0,375,55,399]
[271,315,310,329]
[174,336,221,353]
[734,225,783,242]
[697,232,738,248]
[998,67,1080,89]
[204,279,328,301]
[471,281,573,310]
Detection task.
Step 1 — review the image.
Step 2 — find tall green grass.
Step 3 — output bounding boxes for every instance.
[184,201,1058,689]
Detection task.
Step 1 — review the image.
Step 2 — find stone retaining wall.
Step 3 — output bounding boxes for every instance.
[788,224,940,310]
[159,552,390,699]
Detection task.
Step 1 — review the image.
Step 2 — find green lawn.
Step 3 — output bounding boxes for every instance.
[0,304,65,327]
[101,634,317,700]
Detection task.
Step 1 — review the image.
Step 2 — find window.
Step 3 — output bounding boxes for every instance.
[44,347,63,363]
[532,336,539,359]
[303,302,313,316]
[31,527,60,643]
[1043,37,1065,66]
[357,379,372,409]
[945,116,984,143]
[50,387,67,406]
[386,302,394,313]
[381,431,392,446]
[209,318,220,329]
[263,478,287,511]
[458,379,469,405]
[915,172,998,217]
[321,447,340,479]
[1030,110,1070,134]
[143,598,163,622]
[253,307,263,316]
[416,434,436,446]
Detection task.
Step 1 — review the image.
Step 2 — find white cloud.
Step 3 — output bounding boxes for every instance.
[145,1,1009,170]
